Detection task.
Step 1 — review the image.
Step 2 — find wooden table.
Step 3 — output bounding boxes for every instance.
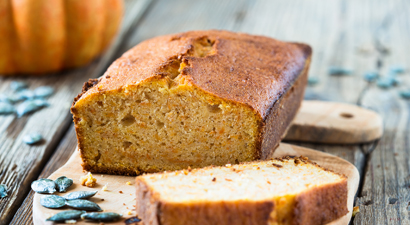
[1,0,408,224]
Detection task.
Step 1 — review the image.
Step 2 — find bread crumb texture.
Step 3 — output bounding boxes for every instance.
[136,157,348,225]
[79,172,97,187]
[71,30,311,175]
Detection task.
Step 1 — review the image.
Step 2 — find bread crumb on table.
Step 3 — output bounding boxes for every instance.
[80,172,97,187]
[352,206,360,217]
[101,184,108,191]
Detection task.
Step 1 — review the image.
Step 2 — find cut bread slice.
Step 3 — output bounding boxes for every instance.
[136,156,348,225]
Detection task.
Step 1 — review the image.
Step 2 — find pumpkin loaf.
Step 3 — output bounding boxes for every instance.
[71,30,312,175]
[135,156,348,225]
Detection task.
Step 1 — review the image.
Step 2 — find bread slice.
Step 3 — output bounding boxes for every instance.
[71,30,312,175]
[136,156,348,225]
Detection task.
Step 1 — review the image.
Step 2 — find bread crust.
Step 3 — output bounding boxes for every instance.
[135,156,348,225]
[136,180,275,225]
[71,30,312,175]
[294,180,348,225]
[259,57,309,159]
[73,30,311,117]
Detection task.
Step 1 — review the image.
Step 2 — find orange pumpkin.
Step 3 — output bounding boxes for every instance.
[0,0,123,75]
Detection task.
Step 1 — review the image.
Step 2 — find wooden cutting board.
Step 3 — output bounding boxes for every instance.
[33,143,360,225]
[285,100,383,144]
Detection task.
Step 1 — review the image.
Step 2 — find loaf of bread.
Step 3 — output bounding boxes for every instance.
[136,156,348,225]
[71,30,312,175]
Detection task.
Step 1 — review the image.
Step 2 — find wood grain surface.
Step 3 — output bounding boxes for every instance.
[0,0,407,224]
[31,143,359,225]
[285,100,383,144]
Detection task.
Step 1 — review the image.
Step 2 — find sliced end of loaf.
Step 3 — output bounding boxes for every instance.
[72,73,261,175]
[135,156,348,225]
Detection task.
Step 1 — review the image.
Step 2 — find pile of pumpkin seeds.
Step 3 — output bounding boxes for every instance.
[325,65,410,100]
[31,176,73,194]
[31,176,124,223]
[0,81,54,117]
[360,65,406,89]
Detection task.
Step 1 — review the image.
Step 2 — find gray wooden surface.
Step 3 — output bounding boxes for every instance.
[0,0,408,224]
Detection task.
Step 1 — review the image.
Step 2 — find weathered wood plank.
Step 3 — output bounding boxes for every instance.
[354,0,410,223]
[0,0,153,224]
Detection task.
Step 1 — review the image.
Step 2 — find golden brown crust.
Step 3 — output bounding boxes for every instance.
[135,156,348,225]
[136,179,275,225]
[72,78,101,174]
[72,78,100,107]
[136,180,161,225]
[294,180,348,225]
[75,30,311,118]
[159,201,275,225]
[259,57,309,159]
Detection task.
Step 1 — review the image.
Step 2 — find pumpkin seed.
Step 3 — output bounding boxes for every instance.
[363,71,379,82]
[0,102,15,115]
[377,77,395,89]
[399,90,410,99]
[8,93,26,103]
[66,199,102,211]
[46,210,86,222]
[63,190,98,200]
[10,81,28,91]
[31,178,56,194]
[392,77,401,86]
[0,184,8,198]
[0,94,11,103]
[389,65,406,74]
[34,86,54,98]
[307,77,319,85]
[81,212,122,222]
[55,176,73,193]
[23,133,43,145]
[33,98,50,107]
[17,89,35,100]
[40,195,66,208]
[16,101,41,117]
[125,216,142,224]
[328,66,353,75]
